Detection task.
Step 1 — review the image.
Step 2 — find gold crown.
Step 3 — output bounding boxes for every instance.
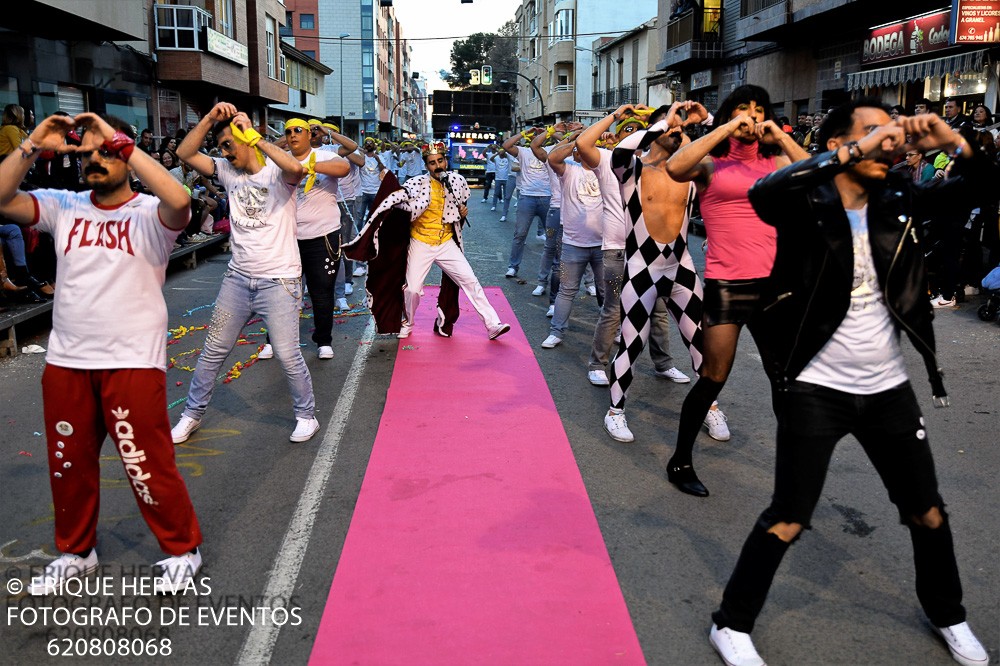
[421,142,446,157]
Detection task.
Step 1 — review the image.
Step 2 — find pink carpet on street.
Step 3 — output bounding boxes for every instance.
[309,286,645,665]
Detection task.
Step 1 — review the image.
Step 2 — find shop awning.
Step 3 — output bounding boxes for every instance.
[847,50,987,91]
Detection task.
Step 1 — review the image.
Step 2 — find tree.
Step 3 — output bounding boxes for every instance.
[487,21,519,93]
[446,32,497,89]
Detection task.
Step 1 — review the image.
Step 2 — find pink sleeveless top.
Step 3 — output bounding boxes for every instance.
[698,138,777,280]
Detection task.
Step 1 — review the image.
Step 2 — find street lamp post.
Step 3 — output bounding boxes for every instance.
[498,72,545,124]
[338,33,350,133]
[389,96,422,140]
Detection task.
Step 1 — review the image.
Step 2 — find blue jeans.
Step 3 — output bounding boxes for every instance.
[335,200,357,298]
[492,179,507,209]
[508,195,550,272]
[502,176,516,218]
[183,270,315,421]
[589,249,672,371]
[550,244,604,337]
[0,223,26,266]
[536,208,562,303]
[359,191,378,228]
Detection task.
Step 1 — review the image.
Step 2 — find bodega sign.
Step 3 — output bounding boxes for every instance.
[862,9,954,64]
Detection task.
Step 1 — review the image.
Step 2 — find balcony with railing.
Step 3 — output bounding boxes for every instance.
[153,4,250,92]
[591,84,639,112]
[735,0,788,41]
[657,7,723,71]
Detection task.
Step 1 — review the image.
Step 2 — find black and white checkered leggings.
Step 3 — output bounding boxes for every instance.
[608,212,705,408]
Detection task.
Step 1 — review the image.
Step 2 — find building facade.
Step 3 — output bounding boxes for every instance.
[513,0,656,125]
[590,19,661,119]
[655,0,999,119]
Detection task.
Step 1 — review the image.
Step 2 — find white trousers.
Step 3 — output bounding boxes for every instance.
[403,238,501,330]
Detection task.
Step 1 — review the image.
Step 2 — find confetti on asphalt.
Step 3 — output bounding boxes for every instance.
[18,451,32,456]
[33,432,41,436]
[401,345,417,350]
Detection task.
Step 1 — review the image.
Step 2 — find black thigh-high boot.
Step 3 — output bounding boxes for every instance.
[667,376,724,496]
[712,523,792,633]
[909,514,966,628]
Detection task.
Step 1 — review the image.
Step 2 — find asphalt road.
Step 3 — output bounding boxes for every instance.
[1,189,997,665]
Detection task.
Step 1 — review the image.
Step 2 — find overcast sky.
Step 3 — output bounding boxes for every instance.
[390,0,521,93]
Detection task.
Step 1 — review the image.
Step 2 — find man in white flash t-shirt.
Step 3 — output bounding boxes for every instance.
[0,112,204,594]
[171,102,319,446]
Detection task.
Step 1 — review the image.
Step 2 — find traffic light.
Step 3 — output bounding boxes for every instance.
[469,69,481,85]
[481,65,492,85]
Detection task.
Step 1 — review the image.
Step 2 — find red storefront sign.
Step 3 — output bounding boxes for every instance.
[952,0,1000,43]
[862,9,954,65]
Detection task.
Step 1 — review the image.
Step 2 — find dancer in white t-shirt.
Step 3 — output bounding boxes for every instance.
[171,103,318,445]
[0,112,204,594]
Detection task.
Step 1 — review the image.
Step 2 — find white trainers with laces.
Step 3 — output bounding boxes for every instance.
[488,323,511,340]
[933,622,989,666]
[353,265,367,277]
[655,367,691,383]
[171,415,201,444]
[541,335,562,348]
[586,285,597,297]
[546,305,555,318]
[588,370,610,386]
[318,346,334,359]
[345,283,354,295]
[336,297,350,311]
[257,343,274,359]
[290,417,320,443]
[499,215,506,222]
[153,548,202,595]
[490,206,496,211]
[604,408,634,442]
[709,624,765,666]
[505,267,517,278]
[397,324,412,339]
[703,405,731,441]
[532,285,545,296]
[29,550,99,595]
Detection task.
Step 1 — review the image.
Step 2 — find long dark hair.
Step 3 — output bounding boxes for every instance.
[709,84,779,157]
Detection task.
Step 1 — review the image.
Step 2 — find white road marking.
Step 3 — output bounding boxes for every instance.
[236,318,376,665]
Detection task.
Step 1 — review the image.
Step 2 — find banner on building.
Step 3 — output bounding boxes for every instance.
[951,0,1000,43]
[862,9,953,65]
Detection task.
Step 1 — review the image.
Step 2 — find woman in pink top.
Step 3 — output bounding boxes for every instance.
[663,85,808,497]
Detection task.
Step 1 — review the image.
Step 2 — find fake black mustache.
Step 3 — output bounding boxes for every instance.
[84,165,108,176]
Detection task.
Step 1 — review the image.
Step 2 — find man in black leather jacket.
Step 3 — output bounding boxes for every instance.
[707,100,990,666]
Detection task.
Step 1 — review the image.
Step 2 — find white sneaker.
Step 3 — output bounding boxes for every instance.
[499,216,506,222]
[488,323,511,340]
[704,406,731,441]
[933,622,989,666]
[655,367,691,383]
[336,297,349,311]
[532,285,545,297]
[353,265,367,277]
[290,417,320,442]
[171,415,201,444]
[586,285,597,297]
[536,234,546,241]
[588,370,610,386]
[546,305,555,318]
[709,624,765,666]
[345,283,354,295]
[604,408,634,442]
[257,343,273,359]
[490,206,496,211]
[505,267,517,278]
[153,549,202,595]
[29,550,99,595]
[931,295,957,308]
[318,346,334,359]
[614,327,621,344]
[397,325,412,339]
[541,334,562,348]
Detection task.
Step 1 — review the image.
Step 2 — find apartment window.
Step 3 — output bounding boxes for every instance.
[300,90,307,107]
[300,14,314,30]
[302,50,316,59]
[266,16,276,78]
[279,53,286,83]
[554,9,574,41]
[216,0,235,38]
[155,4,211,49]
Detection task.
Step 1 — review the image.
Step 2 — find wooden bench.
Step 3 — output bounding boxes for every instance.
[168,232,230,269]
[0,233,231,358]
[0,300,53,358]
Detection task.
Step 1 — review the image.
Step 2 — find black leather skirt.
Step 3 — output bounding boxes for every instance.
[703,278,769,326]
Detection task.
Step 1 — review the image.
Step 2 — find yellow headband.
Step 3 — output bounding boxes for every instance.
[322,123,339,132]
[229,122,266,166]
[285,118,310,131]
[616,117,648,134]
[307,119,323,126]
